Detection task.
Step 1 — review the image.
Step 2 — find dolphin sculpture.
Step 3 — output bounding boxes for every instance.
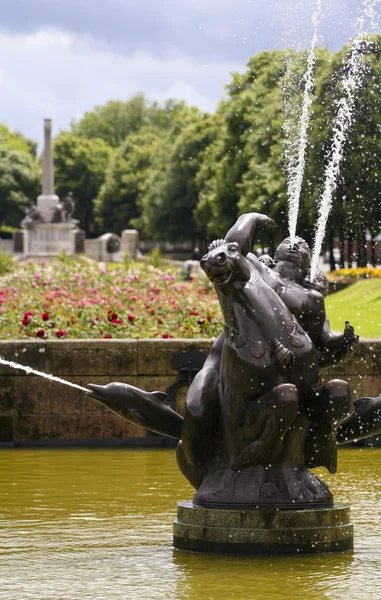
[85,384,381,457]
[337,396,381,444]
[87,382,183,439]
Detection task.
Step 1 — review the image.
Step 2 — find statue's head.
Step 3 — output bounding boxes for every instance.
[274,236,310,271]
[200,239,251,291]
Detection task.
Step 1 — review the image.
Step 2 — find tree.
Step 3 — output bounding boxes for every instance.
[71,93,202,148]
[135,114,220,244]
[0,123,38,157]
[307,35,381,266]
[95,129,161,233]
[0,146,40,228]
[194,51,291,240]
[53,133,112,234]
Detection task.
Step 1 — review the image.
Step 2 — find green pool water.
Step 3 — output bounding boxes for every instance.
[1,447,381,600]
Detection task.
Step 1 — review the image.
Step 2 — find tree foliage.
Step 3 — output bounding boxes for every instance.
[0,146,40,227]
[0,123,38,157]
[53,133,112,233]
[71,93,202,147]
[135,114,221,243]
[95,129,162,233]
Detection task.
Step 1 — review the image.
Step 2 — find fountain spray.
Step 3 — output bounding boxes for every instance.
[0,356,89,393]
[286,0,321,247]
[310,1,380,281]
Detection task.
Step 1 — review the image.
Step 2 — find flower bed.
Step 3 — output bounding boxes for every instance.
[328,267,381,282]
[0,257,222,340]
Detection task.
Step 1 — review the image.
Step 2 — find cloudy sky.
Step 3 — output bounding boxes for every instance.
[0,0,377,145]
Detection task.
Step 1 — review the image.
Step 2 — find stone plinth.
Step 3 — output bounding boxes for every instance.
[173,501,353,555]
[25,223,76,256]
[36,193,60,223]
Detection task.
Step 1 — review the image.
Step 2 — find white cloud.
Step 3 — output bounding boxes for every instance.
[25,28,74,49]
[0,28,242,145]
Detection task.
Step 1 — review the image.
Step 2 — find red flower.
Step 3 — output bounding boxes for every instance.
[158,318,164,325]
[42,312,50,321]
[36,329,45,338]
[111,318,123,325]
[104,334,112,338]
[108,311,118,322]
[128,314,135,322]
[22,312,33,326]
[162,334,174,339]
[55,330,67,338]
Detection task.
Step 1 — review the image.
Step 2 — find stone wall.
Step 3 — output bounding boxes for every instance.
[0,338,380,446]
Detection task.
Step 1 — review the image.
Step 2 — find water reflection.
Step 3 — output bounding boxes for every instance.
[1,448,381,599]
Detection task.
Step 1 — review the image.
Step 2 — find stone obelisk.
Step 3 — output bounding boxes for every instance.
[22,118,77,256]
[36,119,60,222]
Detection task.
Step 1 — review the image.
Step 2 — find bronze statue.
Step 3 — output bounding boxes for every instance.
[88,212,379,511]
[226,215,358,367]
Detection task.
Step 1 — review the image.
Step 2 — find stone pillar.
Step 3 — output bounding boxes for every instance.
[42,119,54,195]
[121,229,138,259]
[36,118,60,222]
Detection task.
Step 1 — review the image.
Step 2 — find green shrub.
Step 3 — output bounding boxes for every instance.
[0,251,14,276]
[123,251,130,268]
[149,247,163,269]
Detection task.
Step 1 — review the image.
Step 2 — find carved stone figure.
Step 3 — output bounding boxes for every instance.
[63,192,75,222]
[51,193,76,224]
[21,205,44,229]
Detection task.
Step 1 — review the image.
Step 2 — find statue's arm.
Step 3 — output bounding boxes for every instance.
[181,333,223,467]
[225,212,276,257]
[316,316,358,367]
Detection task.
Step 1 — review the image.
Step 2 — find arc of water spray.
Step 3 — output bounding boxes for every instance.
[310,1,379,281]
[0,356,89,393]
[287,0,321,246]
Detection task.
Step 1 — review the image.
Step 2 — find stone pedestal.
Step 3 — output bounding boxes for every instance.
[36,193,60,223]
[173,501,353,555]
[24,223,76,256]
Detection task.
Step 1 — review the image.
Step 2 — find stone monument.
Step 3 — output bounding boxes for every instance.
[21,119,78,257]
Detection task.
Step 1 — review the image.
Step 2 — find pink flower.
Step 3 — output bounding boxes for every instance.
[128,314,135,322]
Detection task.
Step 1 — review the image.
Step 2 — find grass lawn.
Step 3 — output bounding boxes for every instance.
[325,279,381,339]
